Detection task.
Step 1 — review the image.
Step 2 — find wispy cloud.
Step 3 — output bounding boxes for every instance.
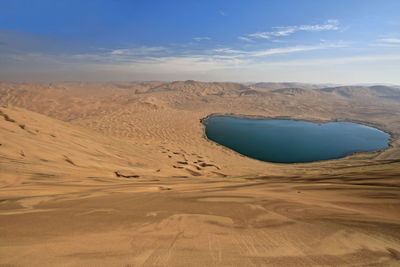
[210,42,347,58]
[4,41,346,70]
[378,38,400,43]
[0,26,348,75]
[93,51,400,82]
[253,54,400,67]
[193,37,211,41]
[5,28,396,83]
[110,46,166,56]
[249,43,343,57]
[238,36,253,42]
[109,42,348,74]
[239,20,340,41]
[369,38,400,47]
[212,48,244,54]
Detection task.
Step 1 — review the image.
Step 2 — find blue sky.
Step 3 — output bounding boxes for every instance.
[0,0,399,83]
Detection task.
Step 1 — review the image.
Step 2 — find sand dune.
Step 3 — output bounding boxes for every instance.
[1,81,400,266]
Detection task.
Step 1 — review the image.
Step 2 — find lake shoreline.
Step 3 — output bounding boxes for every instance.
[200,113,395,165]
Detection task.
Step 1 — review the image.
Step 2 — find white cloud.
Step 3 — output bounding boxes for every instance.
[193,37,211,41]
[270,28,296,37]
[88,51,400,84]
[210,42,347,58]
[212,48,244,54]
[110,46,166,56]
[110,49,127,55]
[296,19,339,31]
[240,20,340,41]
[253,54,400,67]
[247,32,272,39]
[249,45,327,57]
[91,42,347,76]
[369,43,400,48]
[1,39,347,73]
[3,49,399,84]
[369,38,400,47]
[77,42,348,68]
[2,28,398,83]
[378,38,400,43]
[238,36,253,42]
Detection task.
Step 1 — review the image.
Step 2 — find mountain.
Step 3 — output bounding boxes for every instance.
[320,85,400,101]
[252,82,331,90]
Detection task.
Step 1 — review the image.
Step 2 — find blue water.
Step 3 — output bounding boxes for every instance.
[204,116,390,163]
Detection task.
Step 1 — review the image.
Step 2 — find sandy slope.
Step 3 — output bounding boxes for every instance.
[0,81,400,266]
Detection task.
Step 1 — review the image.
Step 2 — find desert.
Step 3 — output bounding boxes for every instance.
[1,1,400,265]
[1,81,400,266]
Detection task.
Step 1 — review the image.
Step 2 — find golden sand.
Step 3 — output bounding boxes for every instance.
[1,81,399,266]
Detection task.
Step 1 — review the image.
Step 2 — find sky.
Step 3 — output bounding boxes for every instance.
[0,0,399,84]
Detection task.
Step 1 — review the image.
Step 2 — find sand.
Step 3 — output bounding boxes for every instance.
[0,81,399,266]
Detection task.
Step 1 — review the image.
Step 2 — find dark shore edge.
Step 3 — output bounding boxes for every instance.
[200,113,396,165]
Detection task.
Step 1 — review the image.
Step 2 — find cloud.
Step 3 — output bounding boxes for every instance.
[1,28,398,83]
[210,42,347,58]
[212,48,244,54]
[3,41,345,71]
[249,45,332,57]
[110,49,126,55]
[378,38,400,43]
[238,36,253,42]
[0,27,347,76]
[193,37,211,41]
[253,54,400,67]
[89,50,400,84]
[240,20,340,41]
[247,32,272,39]
[106,42,348,76]
[295,19,340,31]
[3,49,399,83]
[369,38,400,47]
[110,46,166,56]
[369,43,400,48]
[112,41,351,79]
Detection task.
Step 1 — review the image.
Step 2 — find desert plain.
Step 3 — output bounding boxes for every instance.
[0,81,400,266]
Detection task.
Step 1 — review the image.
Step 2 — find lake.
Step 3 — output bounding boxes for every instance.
[203,116,390,163]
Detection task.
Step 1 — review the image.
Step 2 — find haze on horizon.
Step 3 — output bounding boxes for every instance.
[0,0,399,84]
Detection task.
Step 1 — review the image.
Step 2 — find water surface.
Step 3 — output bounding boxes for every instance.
[204,116,390,163]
